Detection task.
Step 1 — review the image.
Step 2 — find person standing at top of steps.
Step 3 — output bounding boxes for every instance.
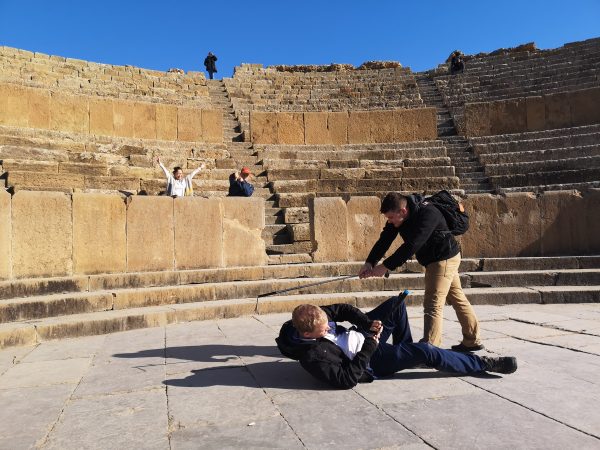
[156,157,205,197]
[204,52,218,80]
[228,167,254,197]
[276,294,517,390]
[358,192,483,353]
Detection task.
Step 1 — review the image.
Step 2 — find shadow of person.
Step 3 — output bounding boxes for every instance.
[164,359,333,391]
[113,344,333,390]
[113,344,280,363]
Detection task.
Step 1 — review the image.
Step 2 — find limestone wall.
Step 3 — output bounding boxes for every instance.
[250,108,437,144]
[310,191,600,262]
[463,87,600,137]
[1,192,266,280]
[0,82,223,143]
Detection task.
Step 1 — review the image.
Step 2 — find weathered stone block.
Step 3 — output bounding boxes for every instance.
[127,196,174,272]
[277,112,304,144]
[393,109,414,142]
[539,190,586,256]
[370,111,394,143]
[346,196,382,261]
[201,109,223,143]
[310,197,349,262]
[113,99,135,138]
[328,112,348,145]
[348,111,370,144]
[27,87,51,129]
[460,194,500,257]
[222,197,267,267]
[526,96,545,132]
[50,91,89,134]
[304,112,329,144]
[490,99,527,135]
[12,191,73,278]
[133,102,156,139]
[0,190,11,279]
[73,194,126,274]
[464,102,490,137]
[89,98,114,136]
[155,103,178,141]
[250,111,277,144]
[0,83,28,127]
[496,193,541,257]
[544,92,572,130]
[7,172,84,191]
[174,197,223,269]
[582,189,600,254]
[287,223,310,241]
[570,87,600,127]
[178,107,203,142]
[284,207,308,223]
[412,108,438,141]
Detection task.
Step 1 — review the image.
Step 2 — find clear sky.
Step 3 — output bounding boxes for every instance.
[1,0,599,78]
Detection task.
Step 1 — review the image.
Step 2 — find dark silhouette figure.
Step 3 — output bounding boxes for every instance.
[450,50,465,75]
[204,52,218,79]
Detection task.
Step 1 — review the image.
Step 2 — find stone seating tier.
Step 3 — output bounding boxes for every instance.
[1,256,599,348]
[433,38,600,123]
[466,125,600,191]
[224,66,424,136]
[0,46,210,107]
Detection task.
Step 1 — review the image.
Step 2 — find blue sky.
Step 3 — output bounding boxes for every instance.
[1,1,599,78]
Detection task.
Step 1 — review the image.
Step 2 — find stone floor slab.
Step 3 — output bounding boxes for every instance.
[0,357,91,389]
[43,388,168,450]
[385,391,600,449]
[0,384,74,449]
[169,415,304,450]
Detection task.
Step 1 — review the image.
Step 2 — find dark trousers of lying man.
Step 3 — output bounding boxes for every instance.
[276,294,517,389]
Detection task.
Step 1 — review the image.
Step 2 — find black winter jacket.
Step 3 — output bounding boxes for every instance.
[366,194,460,270]
[276,303,378,389]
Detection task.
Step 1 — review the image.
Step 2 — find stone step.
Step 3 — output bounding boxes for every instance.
[3,283,600,348]
[4,268,600,324]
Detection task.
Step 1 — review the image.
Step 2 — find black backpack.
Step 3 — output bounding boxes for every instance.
[422,190,469,236]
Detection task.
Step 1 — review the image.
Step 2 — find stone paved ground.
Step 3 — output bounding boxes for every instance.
[1,303,600,450]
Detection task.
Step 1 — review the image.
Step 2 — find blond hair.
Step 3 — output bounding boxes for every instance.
[292,304,327,333]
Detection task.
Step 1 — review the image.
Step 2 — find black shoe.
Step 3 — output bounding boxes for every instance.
[480,356,518,374]
[451,343,485,352]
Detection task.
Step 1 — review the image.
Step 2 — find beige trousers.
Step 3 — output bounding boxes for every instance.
[422,253,481,347]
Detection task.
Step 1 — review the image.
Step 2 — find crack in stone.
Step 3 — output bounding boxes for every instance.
[235,353,308,449]
[164,327,174,450]
[509,317,600,338]
[462,378,600,442]
[352,389,437,449]
[35,354,94,448]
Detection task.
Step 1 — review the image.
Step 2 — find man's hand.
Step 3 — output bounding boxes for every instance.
[370,320,383,334]
[358,262,373,279]
[369,264,389,278]
[156,156,161,165]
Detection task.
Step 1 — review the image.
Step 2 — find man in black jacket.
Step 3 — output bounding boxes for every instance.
[276,294,517,390]
[359,192,482,352]
[204,52,217,80]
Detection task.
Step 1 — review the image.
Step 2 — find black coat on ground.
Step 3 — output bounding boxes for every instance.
[276,303,378,389]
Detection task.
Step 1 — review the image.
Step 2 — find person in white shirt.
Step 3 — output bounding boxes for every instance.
[157,157,205,197]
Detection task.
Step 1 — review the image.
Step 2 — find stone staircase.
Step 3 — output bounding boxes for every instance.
[416,74,494,194]
[206,79,244,142]
[206,79,301,255]
[1,255,599,349]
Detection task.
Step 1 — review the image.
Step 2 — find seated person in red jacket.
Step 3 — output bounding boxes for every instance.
[228,167,254,197]
[276,294,517,390]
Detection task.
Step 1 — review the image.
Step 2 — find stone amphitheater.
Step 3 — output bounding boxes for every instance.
[0,37,599,350]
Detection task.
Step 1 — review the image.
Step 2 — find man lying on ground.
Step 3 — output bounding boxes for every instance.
[276,293,517,389]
